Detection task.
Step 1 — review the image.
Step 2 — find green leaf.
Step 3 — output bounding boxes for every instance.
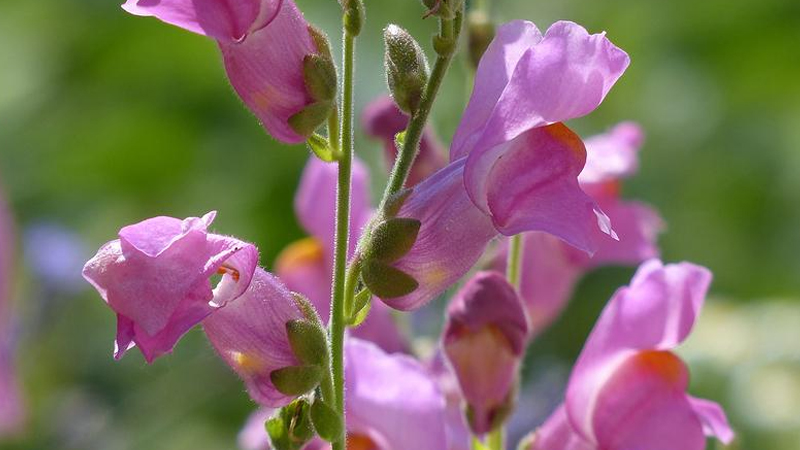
[361,260,419,298]
[310,398,343,442]
[366,217,421,263]
[286,319,329,367]
[270,365,324,396]
[306,134,338,162]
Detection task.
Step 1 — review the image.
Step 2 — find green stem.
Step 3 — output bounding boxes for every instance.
[506,234,523,289]
[329,27,356,450]
[487,428,504,450]
[376,11,464,212]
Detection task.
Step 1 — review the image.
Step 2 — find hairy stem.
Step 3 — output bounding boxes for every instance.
[329,22,357,450]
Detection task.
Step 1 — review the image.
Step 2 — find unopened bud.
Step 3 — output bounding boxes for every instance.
[443,271,529,435]
[341,0,364,36]
[267,399,315,450]
[467,11,495,69]
[384,24,429,114]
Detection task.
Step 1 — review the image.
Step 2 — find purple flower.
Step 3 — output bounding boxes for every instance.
[492,123,663,335]
[82,211,259,362]
[528,260,734,450]
[443,272,529,435]
[0,185,24,435]
[122,0,319,143]
[238,338,447,449]
[277,157,407,353]
[370,22,631,311]
[203,267,305,407]
[362,95,446,186]
[451,20,629,253]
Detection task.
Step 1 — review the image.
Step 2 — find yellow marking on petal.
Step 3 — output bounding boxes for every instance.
[276,237,325,273]
[544,122,587,159]
[230,351,265,374]
[633,350,688,387]
[423,265,449,287]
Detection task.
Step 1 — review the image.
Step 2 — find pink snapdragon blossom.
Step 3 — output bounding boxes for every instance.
[452,20,629,253]
[203,267,305,407]
[122,0,318,143]
[443,272,529,435]
[493,123,663,334]
[277,157,407,353]
[528,260,734,450]
[82,211,259,362]
[239,339,447,450]
[371,21,631,311]
[362,95,446,186]
[0,184,24,435]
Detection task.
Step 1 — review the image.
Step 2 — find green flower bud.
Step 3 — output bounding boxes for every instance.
[384,24,429,115]
[267,399,315,450]
[341,0,364,36]
[467,11,495,70]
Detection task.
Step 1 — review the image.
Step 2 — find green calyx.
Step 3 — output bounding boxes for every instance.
[266,399,315,450]
[310,396,344,442]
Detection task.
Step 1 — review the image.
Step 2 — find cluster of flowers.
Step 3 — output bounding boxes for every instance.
[78,0,735,449]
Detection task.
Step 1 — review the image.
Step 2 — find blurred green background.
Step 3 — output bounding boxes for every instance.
[1,0,799,449]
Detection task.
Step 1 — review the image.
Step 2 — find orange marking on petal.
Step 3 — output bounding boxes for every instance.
[217,265,241,282]
[632,350,688,387]
[275,237,325,273]
[544,122,587,161]
[347,434,379,450]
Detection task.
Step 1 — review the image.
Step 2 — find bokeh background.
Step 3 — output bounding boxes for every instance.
[1,0,799,449]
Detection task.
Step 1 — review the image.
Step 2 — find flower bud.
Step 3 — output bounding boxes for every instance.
[443,271,529,435]
[266,398,315,450]
[466,11,495,70]
[341,0,364,36]
[384,25,430,114]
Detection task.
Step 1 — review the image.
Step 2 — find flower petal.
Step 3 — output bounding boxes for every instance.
[566,260,712,442]
[688,396,735,444]
[467,123,609,254]
[451,20,544,161]
[219,0,317,143]
[453,20,629,161]
[203,268,304,407]
[527,405,594,450]
[381,160,497,311]
[345,339,447,450]
[294,156,372,257]
[122,0,281,42]
[579,122,644,185]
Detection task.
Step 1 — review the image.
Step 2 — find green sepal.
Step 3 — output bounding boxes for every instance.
[266,399,315,450]
[270,365,325,396]
[289,101,334,138]
[361,260,419,299]
[303,54,337,102]
[307,134,339,162]
[346,289,372,327]
[310,398,344,442]
[433,34,456,57]
[366,217,421,263]
[307,25,334,60]
[384,188,413,218]
[286,319,329,367]
[292,293,324,325]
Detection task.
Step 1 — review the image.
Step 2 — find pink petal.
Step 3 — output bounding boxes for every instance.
[588,351,705,450]
[203,268,303,407]
[528,405,594,450]
[579,122,644,185]
[83,213,258,361]
[345,339,447,450]
[452,20,629,161]
[219,0,316,144]
[382,160,498,311]
[688,396,735,444]
[294,157,372,258]
[566,260,712,442]
[467,123,610,254]
[580,198,664,268]
[122,0,281,42]
[238,408,273,450]
[451,20,544,161]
